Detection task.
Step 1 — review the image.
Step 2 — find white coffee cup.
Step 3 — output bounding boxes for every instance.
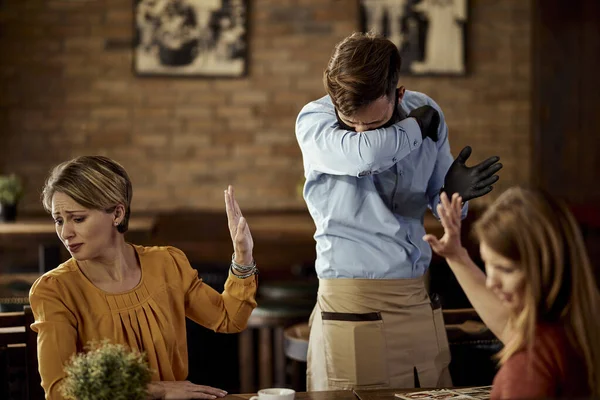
[249,388,295,400]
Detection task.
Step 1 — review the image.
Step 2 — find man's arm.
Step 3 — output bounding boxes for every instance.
[425,100,468,219]
[295,103,423,177]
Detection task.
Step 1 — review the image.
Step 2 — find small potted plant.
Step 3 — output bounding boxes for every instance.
[60,339,154,400]
[0,174,23,222]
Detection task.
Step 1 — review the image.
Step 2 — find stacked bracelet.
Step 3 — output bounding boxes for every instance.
[231,253,258,279]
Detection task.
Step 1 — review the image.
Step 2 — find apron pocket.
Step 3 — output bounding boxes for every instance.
[321,311,389,388]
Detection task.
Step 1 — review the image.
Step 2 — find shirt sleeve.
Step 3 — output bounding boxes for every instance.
[295,101,423,177]
[167,247,258,333]
[424,98,468,220]
[29,275,78,400]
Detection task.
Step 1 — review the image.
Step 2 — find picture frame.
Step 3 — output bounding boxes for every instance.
[133,0,248,77]
[359,0,468,76]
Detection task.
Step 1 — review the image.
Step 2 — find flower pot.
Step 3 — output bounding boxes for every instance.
[0,203,17,222]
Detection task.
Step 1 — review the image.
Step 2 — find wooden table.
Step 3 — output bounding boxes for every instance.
[225,390,356,400]
[224,387,484,400]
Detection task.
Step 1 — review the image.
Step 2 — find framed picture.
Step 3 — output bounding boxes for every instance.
[134,0,248,77]
[359,0,468,75]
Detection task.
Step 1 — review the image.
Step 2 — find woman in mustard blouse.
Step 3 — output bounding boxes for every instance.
[29,155,259,399]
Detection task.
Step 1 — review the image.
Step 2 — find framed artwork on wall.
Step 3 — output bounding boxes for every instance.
[134,0,248,77]
[359,0,468,75]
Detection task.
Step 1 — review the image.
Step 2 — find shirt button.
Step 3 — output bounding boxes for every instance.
[392,157,397,162]
[398,170,403,176]
[413,140,418,146]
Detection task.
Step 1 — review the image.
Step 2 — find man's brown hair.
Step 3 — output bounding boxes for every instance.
[323,31,402,116]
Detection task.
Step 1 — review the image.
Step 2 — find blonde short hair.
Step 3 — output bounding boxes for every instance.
[41,156,133,233]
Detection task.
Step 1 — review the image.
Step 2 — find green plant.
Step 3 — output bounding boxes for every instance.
[60,339,153,400]
[0,174,23,205]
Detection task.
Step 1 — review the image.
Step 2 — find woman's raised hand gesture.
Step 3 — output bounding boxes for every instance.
[423,192,466,260]
[224,185,253,265]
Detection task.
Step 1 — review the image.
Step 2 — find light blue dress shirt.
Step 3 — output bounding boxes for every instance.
[295,90,468,279]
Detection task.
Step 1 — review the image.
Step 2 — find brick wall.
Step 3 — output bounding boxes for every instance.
[0,0,531,213]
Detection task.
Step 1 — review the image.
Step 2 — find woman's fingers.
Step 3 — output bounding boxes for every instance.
[228,186,237,214]
[160,381,227,400]
[437,201,455,235]
[225,185,254,259]
[186,383,227,397]
[224,189,235,222]
[225,185,244,241]
[166,393,216,400]
[423,234,440,250]
[441,193,458,233]
[188,394,218,400]
[449,193,460,227]
[195,386,227,397]
[228,185,243,217]
[235,216,247,242]
[454,195,462,220]
[423,233,450,257]
[225,185,243,222]
[232,197,242,217]
[234,216,253,260]
[437,203,450,233]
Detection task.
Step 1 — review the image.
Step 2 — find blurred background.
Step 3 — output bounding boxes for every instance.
[0,0,599,398]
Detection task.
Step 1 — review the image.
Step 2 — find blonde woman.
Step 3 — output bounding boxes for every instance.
[424,188,599,399]
[30,156,258,399]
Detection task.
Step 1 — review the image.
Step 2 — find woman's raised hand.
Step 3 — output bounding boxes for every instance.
[423,192,466,260]
[224,185,253,265]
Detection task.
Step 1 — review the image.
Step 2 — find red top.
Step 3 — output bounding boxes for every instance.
[491,323,590,399]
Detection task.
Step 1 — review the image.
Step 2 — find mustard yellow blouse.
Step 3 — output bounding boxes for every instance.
[29,245,258,399]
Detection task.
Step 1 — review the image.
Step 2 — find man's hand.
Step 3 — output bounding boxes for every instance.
[408,105,440,142]
[442,146,503,201]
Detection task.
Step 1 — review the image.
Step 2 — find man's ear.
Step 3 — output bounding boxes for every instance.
[397,86,406,102]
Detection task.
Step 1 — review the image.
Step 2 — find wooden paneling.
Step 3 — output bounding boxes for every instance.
[532,0,600,203]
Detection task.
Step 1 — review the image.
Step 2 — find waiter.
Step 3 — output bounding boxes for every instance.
[295,31,502,390]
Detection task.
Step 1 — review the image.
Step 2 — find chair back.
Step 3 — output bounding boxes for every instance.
[0,306,44,400]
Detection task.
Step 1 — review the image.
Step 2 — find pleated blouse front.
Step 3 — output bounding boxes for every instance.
[29,245,258,400]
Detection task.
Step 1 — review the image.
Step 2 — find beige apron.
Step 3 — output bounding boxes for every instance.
[306,278,452,391]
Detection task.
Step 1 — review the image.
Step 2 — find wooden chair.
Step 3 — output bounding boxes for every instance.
[283,322,309,391]
[238,280,316,393]
[442,308,502,387]
[238,302,311,393]
[0,305,44,400]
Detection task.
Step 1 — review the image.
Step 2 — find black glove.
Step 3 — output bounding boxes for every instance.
[442,146,503,201]
[408,105,440,142]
